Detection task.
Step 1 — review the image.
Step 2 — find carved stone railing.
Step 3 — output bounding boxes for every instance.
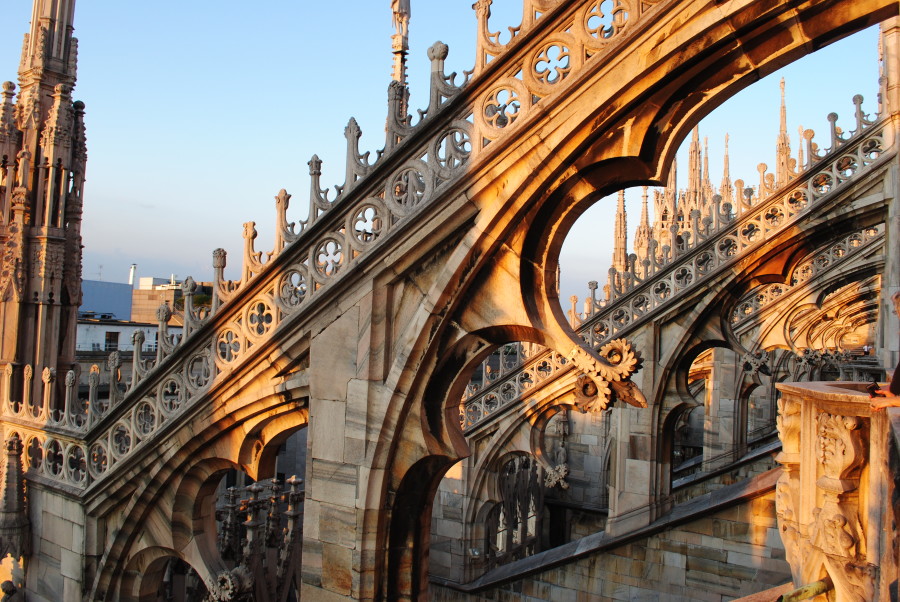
[462,105,890,431]
[730,225,884,327]
[462,349,571,429]
[774,382,896,601]
[0,0,666,489]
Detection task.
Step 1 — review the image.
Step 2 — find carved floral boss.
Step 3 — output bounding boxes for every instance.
[569,338,645,413]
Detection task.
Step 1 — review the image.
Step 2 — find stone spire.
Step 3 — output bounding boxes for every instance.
[0,0,85,409]
[654,157,678,251]
[634,186,652,272]
[701,135,714,208]
[688,127,700,190]
[775,77,791,186]
[686,126,702,214]
[606,189,630,295]
[702,136,710,186]
[719,134,733,204]
[612,190,628,276]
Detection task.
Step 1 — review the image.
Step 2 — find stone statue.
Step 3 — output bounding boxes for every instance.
[0,581,23,602]
[391,0,411,39]
[554,408,569,436]
[554,441,567,467]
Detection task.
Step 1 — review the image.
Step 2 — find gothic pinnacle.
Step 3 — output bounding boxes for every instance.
[776,77,791,185]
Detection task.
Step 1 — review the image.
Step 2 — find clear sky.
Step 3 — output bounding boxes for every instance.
[0,2,882,308]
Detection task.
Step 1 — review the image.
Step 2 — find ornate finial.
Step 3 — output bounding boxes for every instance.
[181,276,196,294]
[473,0,492,17]
[345,117,361,139]
[156,301,172,323]
[308,155,322,176]
[212,248,227,269]
[428,41,449,62]
[275,189,291,209]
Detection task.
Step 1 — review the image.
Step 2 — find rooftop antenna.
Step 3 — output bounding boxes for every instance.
[98,265,103,281]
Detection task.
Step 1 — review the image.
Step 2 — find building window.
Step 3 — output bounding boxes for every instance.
[105,331,119,352]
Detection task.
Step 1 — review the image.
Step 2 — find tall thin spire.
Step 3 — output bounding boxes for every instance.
[634,186,652,273]
[719,133,733,204]
[702,136,710,187]
[667,155,678,192]
[612,190,628,276]
[779,77,787,133]
[701,135,714,208]
[684,126,703,218]
[655,157,677,234]
[775,77,791,186]
[688,126,701,197]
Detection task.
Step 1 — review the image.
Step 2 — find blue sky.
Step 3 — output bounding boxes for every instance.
[0,2,881,306]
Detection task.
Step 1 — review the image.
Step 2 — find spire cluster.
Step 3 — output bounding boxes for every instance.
[606,83,797,294]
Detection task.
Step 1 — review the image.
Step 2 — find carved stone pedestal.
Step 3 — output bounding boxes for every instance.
[775,382,897,601]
